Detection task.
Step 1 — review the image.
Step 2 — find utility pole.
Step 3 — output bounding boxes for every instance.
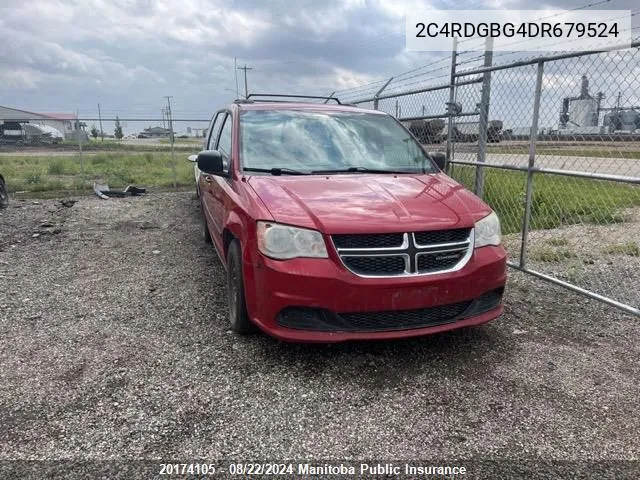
[97,103,104,142]
[237,64,253,99]
[234,57,239,99]
[161,108,166,129]
[164,96,176,189]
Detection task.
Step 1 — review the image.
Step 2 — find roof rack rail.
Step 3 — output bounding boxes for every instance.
[246,94,343,105]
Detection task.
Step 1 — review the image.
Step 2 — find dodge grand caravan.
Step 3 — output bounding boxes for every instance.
[190,95,507,342]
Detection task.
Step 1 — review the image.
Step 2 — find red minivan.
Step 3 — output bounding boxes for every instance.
[190,95,507,342]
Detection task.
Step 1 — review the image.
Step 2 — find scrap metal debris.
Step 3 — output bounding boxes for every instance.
[93,183,146,200]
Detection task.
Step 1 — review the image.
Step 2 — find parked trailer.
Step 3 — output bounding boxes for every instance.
[0,121,63,145]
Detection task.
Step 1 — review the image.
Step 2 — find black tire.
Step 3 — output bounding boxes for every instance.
[0,177,8,209]
[226,240,256,334]
[199,200,211,243]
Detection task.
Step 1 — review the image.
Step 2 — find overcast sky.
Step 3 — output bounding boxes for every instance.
[1,0,637,131]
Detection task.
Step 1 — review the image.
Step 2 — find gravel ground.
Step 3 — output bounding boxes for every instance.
[503,208,640,308]
[1,192,639,478]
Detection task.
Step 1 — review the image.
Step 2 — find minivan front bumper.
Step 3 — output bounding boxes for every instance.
[242,245,507,342]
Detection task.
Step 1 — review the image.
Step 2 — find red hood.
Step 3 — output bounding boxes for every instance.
[247,173,491,234]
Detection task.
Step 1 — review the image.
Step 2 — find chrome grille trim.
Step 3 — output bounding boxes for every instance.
[332,229,474,278]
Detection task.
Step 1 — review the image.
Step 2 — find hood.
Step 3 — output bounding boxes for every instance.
[248,173,491,234]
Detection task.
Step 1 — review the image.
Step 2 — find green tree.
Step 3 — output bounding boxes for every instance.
[114,116,124,140]
[90,124,99,140]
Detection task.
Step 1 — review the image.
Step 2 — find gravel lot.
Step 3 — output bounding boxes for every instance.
[1,192,639,477]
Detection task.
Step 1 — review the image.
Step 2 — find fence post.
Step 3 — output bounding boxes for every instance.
[519,61,544,268]
[474,37,494,197]
[445,37,458,173]
[77,109,85,191]
[373,77,394,110]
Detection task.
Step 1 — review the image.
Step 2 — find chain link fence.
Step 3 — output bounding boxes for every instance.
[0,118,209,197]
[338,39,640,316]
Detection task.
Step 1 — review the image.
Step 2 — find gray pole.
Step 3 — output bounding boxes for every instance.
[97,103,104,142]
[165,96,176,189]
[234,57,239,99]
[445,37,458,173]
[237,65,252,99]
[519,61,544,268]
[77,109,85,190]
[473,36,494,197]
[373,77,393,110]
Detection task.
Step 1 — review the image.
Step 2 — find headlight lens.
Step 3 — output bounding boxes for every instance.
[474,212,501,248]
[257,221,328,259]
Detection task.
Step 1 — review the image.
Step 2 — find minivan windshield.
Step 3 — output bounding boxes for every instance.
[239,110,437,174]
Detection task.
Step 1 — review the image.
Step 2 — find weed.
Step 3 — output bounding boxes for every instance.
[604,242,640,257]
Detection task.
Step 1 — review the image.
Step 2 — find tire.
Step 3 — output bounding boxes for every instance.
[226,240,256,334]
[0,177,8,209]
[199,200,211,243]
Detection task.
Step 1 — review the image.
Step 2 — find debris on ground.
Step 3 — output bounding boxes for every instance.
[93,182,146,200]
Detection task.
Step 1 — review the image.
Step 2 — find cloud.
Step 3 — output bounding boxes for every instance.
[0,0,637,125]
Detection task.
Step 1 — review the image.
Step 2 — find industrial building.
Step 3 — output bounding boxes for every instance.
[558,75,640,135]
[0,105,79,140]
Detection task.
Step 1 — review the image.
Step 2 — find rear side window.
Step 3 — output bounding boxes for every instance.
[216,114,232,173]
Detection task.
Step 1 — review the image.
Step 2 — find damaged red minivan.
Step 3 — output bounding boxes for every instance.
[190,95,506,342]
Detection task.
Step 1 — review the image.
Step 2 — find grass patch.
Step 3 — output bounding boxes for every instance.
[449,165,640,234]
[2,152,194,193]
[604,242,640,257]
[530,247,578,262]
[60,139,198,153]
[546,237,569,247]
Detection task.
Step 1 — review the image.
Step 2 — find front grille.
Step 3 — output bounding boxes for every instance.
[342,256,406,275]
[414,228,471,245]
[417,250,467,273]
[332,233,404,249]
[332,228,473,277]
[276,289,504,332]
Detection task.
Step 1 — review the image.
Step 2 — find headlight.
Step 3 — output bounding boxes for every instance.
[474,212,501,248]
[257,221,328,259]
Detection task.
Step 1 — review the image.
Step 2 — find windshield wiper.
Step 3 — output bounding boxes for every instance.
[243,167,310,176]
[312,166,420,174]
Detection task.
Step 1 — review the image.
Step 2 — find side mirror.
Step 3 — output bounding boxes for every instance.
[429,152,446,171]
[197,150,225,175]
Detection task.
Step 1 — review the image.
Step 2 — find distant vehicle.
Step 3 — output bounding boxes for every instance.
[0,122,26,145]
[0,173,8,208]
[137,133,150,139]
[0,122,63,145]
[189,94,506,342]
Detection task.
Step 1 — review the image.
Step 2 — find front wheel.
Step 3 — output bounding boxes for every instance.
[226,240,256,334]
